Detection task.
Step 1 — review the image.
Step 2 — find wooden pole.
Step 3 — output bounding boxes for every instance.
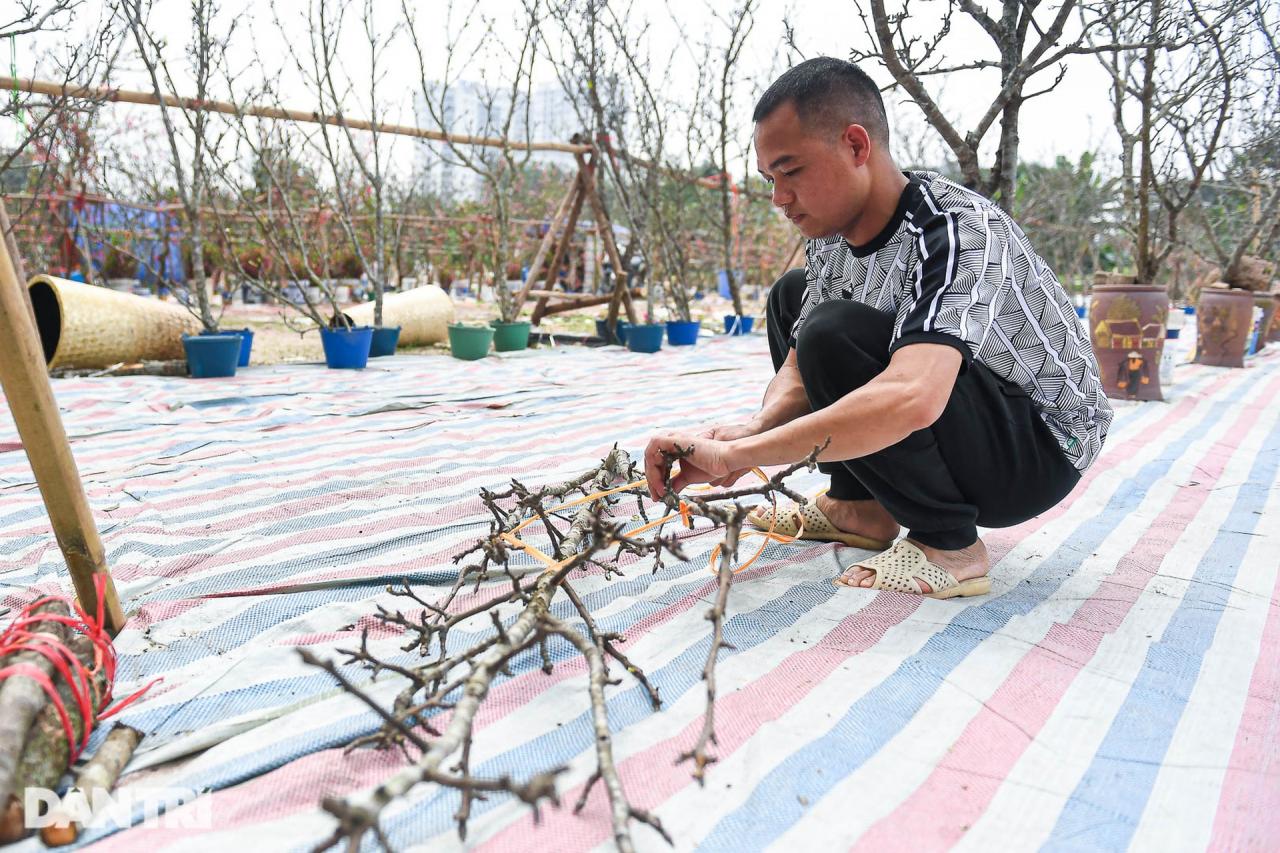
[574,152,638,325]
[531,181,588,325]
[0,220,125,634]
[513,175,580,315]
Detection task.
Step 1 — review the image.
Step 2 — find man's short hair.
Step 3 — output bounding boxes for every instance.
[752,57,890,146]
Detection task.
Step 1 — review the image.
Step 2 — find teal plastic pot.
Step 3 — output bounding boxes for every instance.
[319,325,374,369]
[448,324,494,360]
[666,320,701,346]
[183,334,240,378]
[369,326,401,357]
[626,323,665,354]
[491,320,531,352]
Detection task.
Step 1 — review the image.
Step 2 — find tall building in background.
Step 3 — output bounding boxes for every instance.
[414,81,580,200]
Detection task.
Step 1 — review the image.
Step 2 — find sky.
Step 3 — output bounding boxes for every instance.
[7,0,1120,174]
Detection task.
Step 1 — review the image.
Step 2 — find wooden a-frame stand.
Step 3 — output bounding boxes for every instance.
[511,149,640,330]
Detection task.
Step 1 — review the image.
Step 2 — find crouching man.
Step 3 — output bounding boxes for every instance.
[644,57,1112,598]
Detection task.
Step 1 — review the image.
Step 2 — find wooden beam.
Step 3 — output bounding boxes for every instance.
[513,175,580,315]
[532,179,587,323]
[532,289,644,319]
[0,219,126,634]
[1,75,591,155]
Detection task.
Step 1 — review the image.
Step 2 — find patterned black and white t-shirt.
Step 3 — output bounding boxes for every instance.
[791,171,1112,471]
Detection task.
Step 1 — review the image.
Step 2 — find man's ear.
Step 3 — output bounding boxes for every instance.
[842,124,872,167]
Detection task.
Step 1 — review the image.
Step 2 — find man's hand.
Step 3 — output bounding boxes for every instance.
[644,434,737,501]
[697,423,757,487]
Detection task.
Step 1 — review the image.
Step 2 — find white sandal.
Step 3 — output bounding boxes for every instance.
[747,501,894,551]
[835,540,991,599]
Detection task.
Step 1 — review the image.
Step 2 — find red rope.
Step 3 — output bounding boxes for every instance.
[0,577,157,762]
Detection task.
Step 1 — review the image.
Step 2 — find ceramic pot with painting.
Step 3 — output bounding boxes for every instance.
[1088,282,1169,401]
[1196,286,1255,368]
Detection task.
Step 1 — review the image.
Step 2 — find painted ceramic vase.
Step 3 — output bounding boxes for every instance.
[1089,283,1169,401]
[1270,293,1280,344]
[1196,286,1255,368]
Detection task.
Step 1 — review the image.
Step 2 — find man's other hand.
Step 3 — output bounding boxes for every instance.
[644,434,736,501]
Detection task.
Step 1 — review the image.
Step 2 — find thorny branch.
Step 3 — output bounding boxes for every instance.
[303,444,823,851]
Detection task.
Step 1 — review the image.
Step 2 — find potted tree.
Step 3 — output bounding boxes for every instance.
[1088,0,1240,394]
[118,0,243,378]
[99,243,137,291]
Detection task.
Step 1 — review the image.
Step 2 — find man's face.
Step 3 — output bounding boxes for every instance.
[754,101,867,240]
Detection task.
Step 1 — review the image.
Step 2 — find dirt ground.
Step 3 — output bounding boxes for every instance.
[219,288,769,365]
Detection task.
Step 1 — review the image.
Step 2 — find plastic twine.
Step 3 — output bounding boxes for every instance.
[0,576,157,763]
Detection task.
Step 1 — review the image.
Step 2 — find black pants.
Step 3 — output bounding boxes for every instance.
[766,269,1080,550]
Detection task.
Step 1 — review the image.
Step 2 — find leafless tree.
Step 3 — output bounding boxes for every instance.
[542,0,705,322]
[848,0,1143,212]
[2,2,123,281]
[1093,0,1254,287]
[687,1,758,318]
[114,0,234,332]
[279,0,403,328]
[1187,0,1279,290]
[402,0,541,323]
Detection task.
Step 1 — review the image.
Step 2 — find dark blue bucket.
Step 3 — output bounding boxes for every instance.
[369,326,401,357]
[320,325,374,369]
[626,324,664,354]
[723,315,755,335]
[595,318,630,345]
[666,320,701,346]
[183,334,240,378]
[199,328,254,366]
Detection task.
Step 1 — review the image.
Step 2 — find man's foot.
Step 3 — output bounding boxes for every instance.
[838,537,989,593]
[813,493,901,544]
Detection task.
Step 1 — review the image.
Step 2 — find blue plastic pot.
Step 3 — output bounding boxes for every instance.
[320,325,374,369]
[1074,305,1087,318]
[183,334,240,378]
[666,320,701,346]
[723,315,755,335]
[201,328,254,366]
[594,318,630,345]
[369,326,401,357]
[626,323,665,354]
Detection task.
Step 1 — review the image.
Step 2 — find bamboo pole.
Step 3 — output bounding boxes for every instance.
[2,75,591,155]
[0,216,125,635]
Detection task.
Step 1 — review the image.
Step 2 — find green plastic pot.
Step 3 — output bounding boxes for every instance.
[491,320,532,352]
[448,323,494,360]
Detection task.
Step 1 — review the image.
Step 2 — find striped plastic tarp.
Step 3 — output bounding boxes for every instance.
[1,335,1278,852]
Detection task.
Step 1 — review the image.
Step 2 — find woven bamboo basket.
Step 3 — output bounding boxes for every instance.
[345,285,454,347]
[27,276,201,369]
